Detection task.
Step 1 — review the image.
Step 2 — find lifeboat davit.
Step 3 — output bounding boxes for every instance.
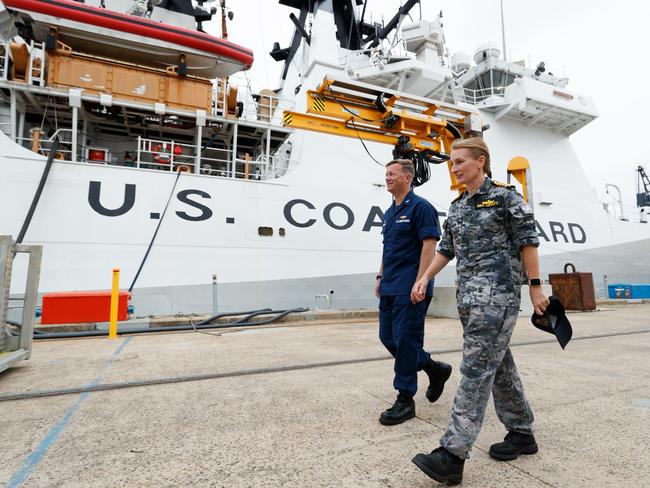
[1,0,254,78]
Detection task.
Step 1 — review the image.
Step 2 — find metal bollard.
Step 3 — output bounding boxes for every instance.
[109,268,120,339]
[315,290,335,311]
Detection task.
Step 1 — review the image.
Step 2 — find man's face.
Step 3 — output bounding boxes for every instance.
[385,163,411,195]
[450,148,484,186]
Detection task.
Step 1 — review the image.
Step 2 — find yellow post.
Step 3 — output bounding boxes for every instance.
[109,268,120,339]
[507,156,531,203]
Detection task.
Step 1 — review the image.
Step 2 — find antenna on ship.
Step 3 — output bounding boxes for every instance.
[220,0,232,40]
[499,0,507,61]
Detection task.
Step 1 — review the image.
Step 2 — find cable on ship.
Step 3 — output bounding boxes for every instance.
[16,139,60,244]
[319,84,465,187]
[127,130,225,293]
[127,169,183,293]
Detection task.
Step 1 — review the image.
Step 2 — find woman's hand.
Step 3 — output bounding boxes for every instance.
[530,286,550,316]
[411,277,428,304]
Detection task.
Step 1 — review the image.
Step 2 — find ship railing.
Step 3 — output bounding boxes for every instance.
[134,137,298,180]
[15,130,298,181]
[212,76,295,127]
[16,130,75,161]
[454,86,506,105]
[0,42,8,81]
[136,137,199,172]
[212,154,299,180]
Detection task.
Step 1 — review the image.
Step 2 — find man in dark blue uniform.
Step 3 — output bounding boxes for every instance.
[375,159,453,426]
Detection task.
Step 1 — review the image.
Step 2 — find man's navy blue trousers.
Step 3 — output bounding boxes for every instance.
[379,295,432,397]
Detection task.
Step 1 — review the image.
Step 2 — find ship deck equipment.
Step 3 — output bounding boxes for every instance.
[282,75,480,191]
[0,39,295,181]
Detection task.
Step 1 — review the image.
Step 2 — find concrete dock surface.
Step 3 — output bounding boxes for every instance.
[1,303,649,487]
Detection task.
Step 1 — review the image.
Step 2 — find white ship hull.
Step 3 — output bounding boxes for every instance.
[2,119,648,315]
[1,1,648,315]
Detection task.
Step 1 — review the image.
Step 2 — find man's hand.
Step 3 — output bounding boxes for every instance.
[411,277,427,304]
[375,277,381,298]
[530,286,550,316]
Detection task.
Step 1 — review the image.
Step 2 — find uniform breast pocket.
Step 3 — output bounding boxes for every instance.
[392,220,413,233]
[477,208,505,233]
[470,209,506,254]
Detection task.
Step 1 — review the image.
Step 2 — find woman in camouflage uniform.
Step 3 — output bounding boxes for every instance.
[410,138,549,485]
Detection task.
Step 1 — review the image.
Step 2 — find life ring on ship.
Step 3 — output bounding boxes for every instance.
[152,143,170,165]
[152,143,182,166]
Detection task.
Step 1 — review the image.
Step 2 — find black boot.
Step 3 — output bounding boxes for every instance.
[423,358,452,403]
[379,393,415,425]
[412,446,465,485]
[489,431,538,461]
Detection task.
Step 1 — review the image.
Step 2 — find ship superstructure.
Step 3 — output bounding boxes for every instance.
[0,0,647,315]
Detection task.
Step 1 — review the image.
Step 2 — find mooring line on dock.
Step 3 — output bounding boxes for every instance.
[1,328,649,403]
[5,337,132,488]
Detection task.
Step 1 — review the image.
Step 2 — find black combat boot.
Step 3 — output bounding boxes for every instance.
[489,431,539,461]
[423,358,452,403]
[379,393,415,425]
[412,446,465,485]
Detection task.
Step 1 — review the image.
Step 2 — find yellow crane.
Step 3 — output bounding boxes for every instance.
[282,76,484,191]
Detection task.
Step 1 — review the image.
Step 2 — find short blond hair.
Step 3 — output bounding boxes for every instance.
[451,137,491,177]
[386,159,415,178]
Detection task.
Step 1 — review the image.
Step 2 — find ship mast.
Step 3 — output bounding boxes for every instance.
[500,0,507,61]
[221,0,228,39]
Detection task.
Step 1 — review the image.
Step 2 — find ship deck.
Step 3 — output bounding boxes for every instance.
[1,303,649,487]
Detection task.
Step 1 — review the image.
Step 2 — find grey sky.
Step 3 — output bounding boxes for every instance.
[220,0,648,210]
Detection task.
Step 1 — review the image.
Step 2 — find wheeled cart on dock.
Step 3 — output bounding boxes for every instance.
[0,235,42,373]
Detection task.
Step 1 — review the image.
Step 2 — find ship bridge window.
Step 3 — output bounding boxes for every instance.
[464,69,519,103]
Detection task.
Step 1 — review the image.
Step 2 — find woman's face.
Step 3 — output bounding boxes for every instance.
[450,148,485,187]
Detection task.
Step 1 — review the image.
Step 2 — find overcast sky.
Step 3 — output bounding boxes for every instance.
[219,0,649,212]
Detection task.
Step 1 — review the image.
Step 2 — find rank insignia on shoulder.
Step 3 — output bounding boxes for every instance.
[476,199,500,209]
[492,180,516,190]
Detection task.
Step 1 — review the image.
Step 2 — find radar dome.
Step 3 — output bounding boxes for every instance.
[451,52,471,72]
[473,44,500,64]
